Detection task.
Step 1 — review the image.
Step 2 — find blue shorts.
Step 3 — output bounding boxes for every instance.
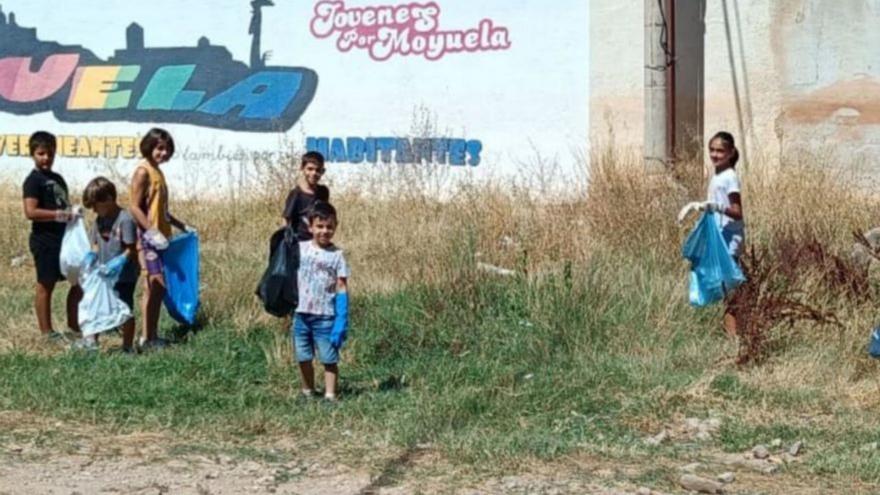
[292,313,338,365]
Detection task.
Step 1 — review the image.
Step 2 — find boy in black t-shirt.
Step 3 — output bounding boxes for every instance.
[21,131,82,342]
[282,152,330,241]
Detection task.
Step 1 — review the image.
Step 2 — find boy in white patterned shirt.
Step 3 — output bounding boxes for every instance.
[293,201,350,402]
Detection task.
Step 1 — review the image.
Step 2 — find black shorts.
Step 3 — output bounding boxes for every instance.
[29,235,64,284]
[114,281,137,310]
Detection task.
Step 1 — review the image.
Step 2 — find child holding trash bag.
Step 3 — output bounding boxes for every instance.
[679,131,745,336]
[293,202,350,403]
[70,177,139,353]
[129,128,191,351]
[21,131,82,342]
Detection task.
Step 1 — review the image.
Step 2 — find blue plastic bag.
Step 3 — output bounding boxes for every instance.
[682,212,746,307]
[868,327,880,358]
[162,232,200,325]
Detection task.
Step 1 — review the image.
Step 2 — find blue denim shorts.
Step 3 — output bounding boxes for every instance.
[292,313,338,364]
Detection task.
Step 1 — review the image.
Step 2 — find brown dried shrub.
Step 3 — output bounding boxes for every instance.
[729,234,863,365]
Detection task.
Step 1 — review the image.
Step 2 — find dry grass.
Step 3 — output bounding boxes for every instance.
[4,146,880,479]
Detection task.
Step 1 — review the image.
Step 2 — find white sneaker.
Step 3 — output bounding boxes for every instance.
[70,337,98,352]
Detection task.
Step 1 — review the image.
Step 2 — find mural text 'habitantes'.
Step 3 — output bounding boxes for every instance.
[0,2,317,132]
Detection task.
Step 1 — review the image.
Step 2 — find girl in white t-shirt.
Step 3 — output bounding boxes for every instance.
[701,131,744,336]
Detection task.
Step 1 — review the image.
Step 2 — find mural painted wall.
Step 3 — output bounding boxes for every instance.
[0,0,590,193]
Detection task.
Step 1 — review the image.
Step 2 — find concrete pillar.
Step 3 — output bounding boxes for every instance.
[645,0,670,172]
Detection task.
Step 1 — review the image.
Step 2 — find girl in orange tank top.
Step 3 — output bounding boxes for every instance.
[129,128,189,351]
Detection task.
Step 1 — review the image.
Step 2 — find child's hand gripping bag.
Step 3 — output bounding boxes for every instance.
[162,232,200,325]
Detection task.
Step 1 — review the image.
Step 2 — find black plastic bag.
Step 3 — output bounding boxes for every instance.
[255,226,299,317]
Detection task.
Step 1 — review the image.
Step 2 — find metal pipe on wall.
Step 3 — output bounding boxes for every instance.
[644,0,673,172]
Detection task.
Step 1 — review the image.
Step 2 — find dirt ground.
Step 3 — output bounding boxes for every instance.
[0,412,876,495]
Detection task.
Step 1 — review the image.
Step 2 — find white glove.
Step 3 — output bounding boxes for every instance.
[144,228,169,250]
[701,202,725,214]
[53,209,71,223]
[677,202,703,224]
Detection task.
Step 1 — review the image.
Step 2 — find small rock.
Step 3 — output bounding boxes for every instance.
[679,462,703,473]
[762,464,780,475]
[205,472,219,480]
[637,488,653,495]
[684,418,702,431]
[502,476,519,489]
[770,438,782,449]
[679,474,724,494]
[7,445,24,454]
[752,445,770,459]
[695,430,713,441]
[645,430,669,446]
[789,441,803,456]
[594,468,614,478]
[703,418,722,431]
[10,255,26,268]
[257,476,275,485]
[860,442,879,453]
[717,472,736,484]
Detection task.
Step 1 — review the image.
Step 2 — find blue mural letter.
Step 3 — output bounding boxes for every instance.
[198,71,303,119]
[365,138,378,163]
[395,138,414,164]
[329,138,347,162]
[432,139,449,164]
[377,138,395,164]
[449,139,467,166]
[413,138,432,163]
[467,140,483,166]
[346,137,365,163]
[306,137,330,158]
[137,65,205,110]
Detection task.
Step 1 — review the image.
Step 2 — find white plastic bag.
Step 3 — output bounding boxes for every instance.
[59,216,90,285]
[77,258,132,337]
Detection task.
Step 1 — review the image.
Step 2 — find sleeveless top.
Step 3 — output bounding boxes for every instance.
[136,162,171,238]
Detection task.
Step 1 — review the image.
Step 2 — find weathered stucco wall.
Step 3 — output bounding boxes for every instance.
[591,0,880,168]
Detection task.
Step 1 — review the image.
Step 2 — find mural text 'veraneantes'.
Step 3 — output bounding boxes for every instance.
[0,134,141,159]
[309,1,511,61]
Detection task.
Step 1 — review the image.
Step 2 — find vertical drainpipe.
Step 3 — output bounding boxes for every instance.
[667,0,676,164]
[645,0,670,172]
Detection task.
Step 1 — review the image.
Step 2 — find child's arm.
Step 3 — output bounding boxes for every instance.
[129,167,152,231]
[22,197,71,222]
[122,242,137,262]
[167,213,188,232]
[725,192,743,221]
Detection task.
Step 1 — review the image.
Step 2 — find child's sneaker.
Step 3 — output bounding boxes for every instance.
[45,330,68,344]
[296,389,317,405]
[70,337,99,352]
[138,337,170,352]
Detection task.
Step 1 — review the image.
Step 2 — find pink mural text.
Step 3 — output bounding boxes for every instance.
[309,1,511,61]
